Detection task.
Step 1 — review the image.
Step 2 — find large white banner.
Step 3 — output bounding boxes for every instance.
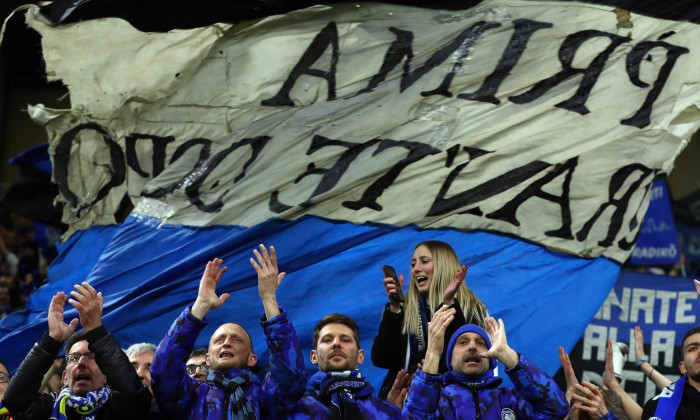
[27,0,700,262]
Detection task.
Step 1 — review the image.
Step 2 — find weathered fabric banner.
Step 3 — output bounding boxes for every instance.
[27,0,700,262]
[2,0,698,390]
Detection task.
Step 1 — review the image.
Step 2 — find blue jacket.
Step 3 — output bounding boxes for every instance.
[285,371,401,419]
[402,355,569,420]
[150,306,306,419]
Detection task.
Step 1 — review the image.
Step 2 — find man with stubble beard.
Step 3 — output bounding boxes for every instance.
[641,326,700,420]
[403,306,568,420]
[284,313,401,419]
[150,245,306,419]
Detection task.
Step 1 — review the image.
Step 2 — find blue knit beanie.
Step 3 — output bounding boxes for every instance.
[445,324,497,371]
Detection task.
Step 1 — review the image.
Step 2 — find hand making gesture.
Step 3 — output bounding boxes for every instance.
[386,369,413,409]
[443,266,467,307]
[422,305,456,374]
[191,258,229,320]
[250,244,285,319]
[68,282,103,331]
[482,317,519,369]
[571,381,609,419]
[48,292,79,342]
[558,345,579,403]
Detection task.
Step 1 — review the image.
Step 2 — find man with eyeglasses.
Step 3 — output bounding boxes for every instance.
[2,282,151,420]
[185,348,208,382]
[151,245,307,419]
[0,359,11,420]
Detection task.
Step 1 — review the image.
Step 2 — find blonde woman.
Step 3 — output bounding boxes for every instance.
[371,240,488,398]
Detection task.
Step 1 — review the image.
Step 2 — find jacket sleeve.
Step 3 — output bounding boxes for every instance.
[372,303,408,370]
[258,308,307,418]
[402,369,442,420]
[86,326,143,393]
[86,326,153,419]
[506,355,569,420]
[2,333,61,419]
[150,306,206,417]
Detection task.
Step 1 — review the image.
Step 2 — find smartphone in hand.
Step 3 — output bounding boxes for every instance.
[382,265,405,303]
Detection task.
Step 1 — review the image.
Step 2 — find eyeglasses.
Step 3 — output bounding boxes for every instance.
[0,372,8,383]
[65,352,97,364]
[186,363,208,375]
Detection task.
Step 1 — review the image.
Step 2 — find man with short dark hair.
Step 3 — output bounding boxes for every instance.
[641,325,700,420]
[150,245,306,419]
[2,282,151,420]
[285,312,401,418]
[185,347,208,382]
[403,306,568,419]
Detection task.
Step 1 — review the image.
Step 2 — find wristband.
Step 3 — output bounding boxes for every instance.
[636,357,649,368]
[647,367,655,378]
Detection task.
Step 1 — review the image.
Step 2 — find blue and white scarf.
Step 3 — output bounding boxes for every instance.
[311,370,374,420]
[653,375,686,420]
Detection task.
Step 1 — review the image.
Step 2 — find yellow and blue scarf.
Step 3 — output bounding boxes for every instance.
[49,386,111,420]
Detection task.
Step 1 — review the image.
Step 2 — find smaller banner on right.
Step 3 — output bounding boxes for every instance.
[555,270,699,406]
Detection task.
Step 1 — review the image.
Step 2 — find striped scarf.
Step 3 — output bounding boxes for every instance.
[653,375,686,420]
[205,370,255,420]
[49,386,111,420]
[312,370,374,420]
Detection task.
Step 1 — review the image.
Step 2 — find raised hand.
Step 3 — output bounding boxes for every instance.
[423,305,455,374]
[191,258,229,320]
[482,317,519,369]
[383,273,404,312]
[48,292,79,341]
[558,345,579,403]
[68,282,103,331]
[603,338,620,391]
[386,369,413,409]
[250,244,285,319]
[634,326,646,361]
[443,266,467,307]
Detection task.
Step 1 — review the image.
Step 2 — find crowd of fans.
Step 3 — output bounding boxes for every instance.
[0,208,56,320]
[0,236,697,419]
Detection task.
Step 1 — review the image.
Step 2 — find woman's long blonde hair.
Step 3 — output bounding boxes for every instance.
[402,241,488,337]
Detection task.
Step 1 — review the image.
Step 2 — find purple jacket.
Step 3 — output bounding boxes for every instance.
[150,306,306,419]
[286,370,401,419]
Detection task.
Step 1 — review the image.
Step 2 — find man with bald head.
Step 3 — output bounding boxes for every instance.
[151,245,306,419]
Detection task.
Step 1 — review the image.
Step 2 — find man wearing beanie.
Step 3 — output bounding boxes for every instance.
[403,306,568,419]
